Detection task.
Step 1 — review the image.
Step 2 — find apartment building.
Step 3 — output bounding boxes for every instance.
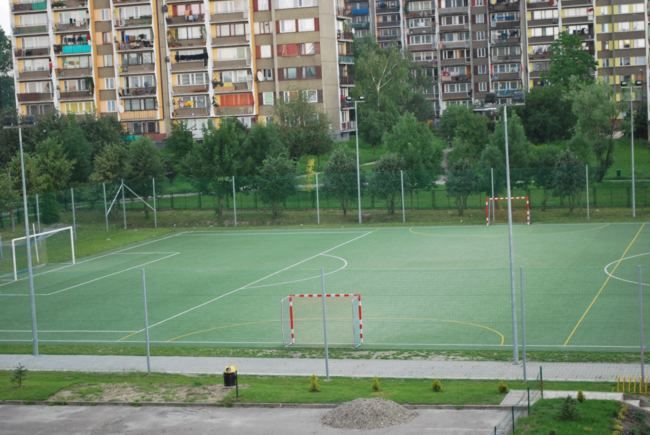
[10,0,355,139]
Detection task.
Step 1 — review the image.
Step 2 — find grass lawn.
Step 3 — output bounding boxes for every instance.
[515,399,620,434]
[0,371,614,405]
[605,138,650,180]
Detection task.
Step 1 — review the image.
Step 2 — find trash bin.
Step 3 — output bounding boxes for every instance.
[223,365,237,387]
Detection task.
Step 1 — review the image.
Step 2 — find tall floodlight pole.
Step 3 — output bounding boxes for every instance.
[503,106,519,364]
[622,80,643,218]
[347,96,365,224]
[4,121,39,356]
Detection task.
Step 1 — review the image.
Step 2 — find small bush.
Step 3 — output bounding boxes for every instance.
[559,395,578,421]
[497,381,509,394]
[309,374,320,393]
[371,377,380,392]
[10,364,27,388]
[548,430,557,435]
[577,390,585,403]
[431,380,443,392]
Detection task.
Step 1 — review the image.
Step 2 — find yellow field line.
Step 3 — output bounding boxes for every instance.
[563,222,646,346]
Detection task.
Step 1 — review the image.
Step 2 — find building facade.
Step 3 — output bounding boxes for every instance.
[11,0,355,138]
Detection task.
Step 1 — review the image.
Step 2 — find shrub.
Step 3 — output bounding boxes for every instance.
[431,380,443,392]
[497,381,509,394]
[559,396,578,421]
[548,430,557,435]
[371,377,380,392]
[10,364,27,388]
[309,374,320,393]
[577,390,585,403]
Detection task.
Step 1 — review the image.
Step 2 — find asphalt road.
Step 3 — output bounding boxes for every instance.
[0,405,509,435]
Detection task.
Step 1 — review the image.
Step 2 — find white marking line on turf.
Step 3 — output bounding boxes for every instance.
[44,252,180,296]
[0,231,184,289]
[180,230,368,236]
[120,230,376,340]
[0,329,136,333]
[245,253,348,290]
[604,251,650,287]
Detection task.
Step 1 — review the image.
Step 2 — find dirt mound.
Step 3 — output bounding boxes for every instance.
[321,398,416,430]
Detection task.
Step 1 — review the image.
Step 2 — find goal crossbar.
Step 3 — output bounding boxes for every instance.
[11,226,76,281]
[282,293,363,348]
[485,196,531,226]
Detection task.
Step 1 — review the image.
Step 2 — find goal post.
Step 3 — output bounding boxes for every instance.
[485,196,531,226]
[281,293,363,348]
[10,226,76,281]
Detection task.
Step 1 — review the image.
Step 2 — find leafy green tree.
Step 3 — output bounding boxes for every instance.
[79,114,124,157]
[382,113,442,188]
[324,146,357,216]
[353,37,432,146]
[553,148,585,213]
[0,28,12,73]
[520,86,575,143]
[530,144,560,210]
[164,121,195,177]
[371,153,404,214]
[447,110,489,166]
[477,144,505,194]
[274,94,332,159]
[35,137,75,192]
[238,123,286,176]
[438,105,476,145]
[0,77,15,111]
[90,143,129,183]
[446,158,479,217]
[0,169,19,229]
[570,81,617,181]
[544,32,597,89]
[257,155,296,218]
[489,110,530,183]
[126,137,164,217]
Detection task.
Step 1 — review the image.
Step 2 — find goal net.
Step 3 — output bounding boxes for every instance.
[485,196,531,225]
[281,293,363,348]
[8,226,76,281]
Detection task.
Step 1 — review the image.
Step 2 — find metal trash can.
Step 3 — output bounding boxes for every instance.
[223,365,238,387]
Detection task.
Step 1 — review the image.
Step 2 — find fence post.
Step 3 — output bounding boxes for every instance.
[232,176,238,227]
[35,193,41,233]
[585,165,590,221]
[490,167,495,223]
[121,180,127,230]
[320,267,330,381]
[400,170,406,223]
[539,366,544,399]
[527,387,531,415]
[152,178,158,229]
[141,268,151,374]
[70,188,77,240]
[315,172,321,225]
[102,183,109,232]
[511,406,515,432]
[520,267,527,382]
[640,266,645,382]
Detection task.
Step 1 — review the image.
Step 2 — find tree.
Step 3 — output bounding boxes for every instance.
[489,110,530,183]
[438,105,476,145]
[34,138,75,223]
[238,123,286,176]
[274,94,332,159]
[544,32,597,89]
[90,143,129,184]
[530,144,560,210]
[164,122,195,177]
[257,155,296,218]
[446,158,479,217]
[0,28,12,74]
[447,110,489,166]
[382,113,442,188]
[0,29,15,111]
[570,81,617,181]
[553,148,585,213]
[324,146,357,216]
[520,86,575,144]
[125,137,163,217]
[0,169,19,230]
[371,153,404,214]
[353,38,432,146]
[79,114,124,157]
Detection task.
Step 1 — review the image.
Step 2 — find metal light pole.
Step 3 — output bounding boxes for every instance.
[3,120,39,356]
[347,96,365,224]
[622,80,643,218]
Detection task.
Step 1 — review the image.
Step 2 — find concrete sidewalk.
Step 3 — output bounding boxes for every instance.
[0,354,639,381]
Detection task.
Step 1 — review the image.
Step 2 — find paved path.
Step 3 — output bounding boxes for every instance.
[0,404,509,435]
[0,354,639,381]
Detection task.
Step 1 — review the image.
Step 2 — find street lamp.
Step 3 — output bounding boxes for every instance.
[346,95,365,224]
[3,115,39,356]
[621,80,643,218]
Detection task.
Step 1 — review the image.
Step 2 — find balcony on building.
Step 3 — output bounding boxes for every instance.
[52,0,88,9]
[59,89,94,100]
[492,71,520,81]
[120,109,160,121]
[376,1,400,13]
[115,16,153,29]
[14,47,50,58]
[172,84,209,95]
[213,80,253,94]
[213,57,251,71]
[56,67,92,79]
[441,57,471,66]
[17,92,53,102]
[13,24,48,36]
[337,28,354,41]
[210,9,249,24]
[114,0,150,5]
[54,43,92,55]
[119,86,156,97]
[12,1,47,13]
[441,73,471,83]
[116,38,154,51]
[439,39,470,50]
[338,54,355,64]
[527,17,558,27]
[490,29,520,46]
[527,34,555,44]
[438,3,469,16]
[526,0,555,10]
[119,62,156,74]
[351,21,369,30]
[55,18,90,33]
[489,0,519,12]
[439,21,468,32]
[442,92,471,101]
[17,69,51,81]
[562,0,592,7]
[213,105,254,116]
[491,52,521,62]
[173,107,210,117]
[166,13,205,26]
[340,121,356,131]
[211,35,249,47]
[528,49,550,60]
[339,75,354,86]
[490,15,520,29]
[168,28,207,48]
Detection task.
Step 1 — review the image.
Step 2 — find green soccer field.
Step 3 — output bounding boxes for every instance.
[0,223,648,351]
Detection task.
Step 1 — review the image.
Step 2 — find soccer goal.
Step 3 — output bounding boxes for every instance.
[485,196,531,225]
[9,226,76,281]
[281,293,363,348]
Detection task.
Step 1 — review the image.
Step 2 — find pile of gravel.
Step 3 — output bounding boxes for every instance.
[321,398,417,430]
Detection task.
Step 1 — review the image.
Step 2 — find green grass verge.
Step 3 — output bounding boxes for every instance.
[0,371,614,405]
[514,399,621,434]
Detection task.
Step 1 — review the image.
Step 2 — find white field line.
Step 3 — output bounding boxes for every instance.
[0,231,185,289]
[180,230,368,236]
[604,252,650,287]
[124,231,376,337]
[245,253,348,290]
[44,252,180,296]
[0,329,136,333]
